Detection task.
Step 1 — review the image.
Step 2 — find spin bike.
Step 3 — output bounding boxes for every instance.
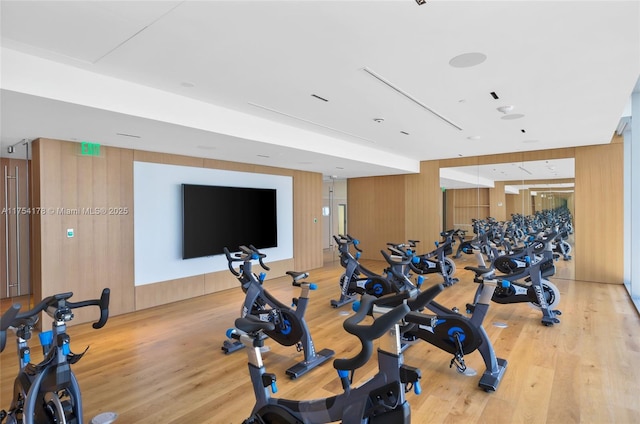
[465,253,562,326]
[452,229,468,259]
[375,255,508,392]
[463,228,562,326]
[0,289,113,424]
[221,245,334,379]
[388,232,458,287]
[231,284,445,424]
[330,234,417,308]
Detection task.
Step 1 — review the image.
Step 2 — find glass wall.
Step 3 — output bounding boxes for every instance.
[623,79,640,312]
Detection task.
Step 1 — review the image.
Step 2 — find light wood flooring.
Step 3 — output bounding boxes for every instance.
[1,255,639,423]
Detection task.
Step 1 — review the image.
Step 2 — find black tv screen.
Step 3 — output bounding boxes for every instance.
[182,184,277,259]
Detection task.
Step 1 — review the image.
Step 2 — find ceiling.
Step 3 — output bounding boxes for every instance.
[1,1,639,183]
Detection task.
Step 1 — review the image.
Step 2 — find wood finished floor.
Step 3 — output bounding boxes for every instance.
[1,255,639,424]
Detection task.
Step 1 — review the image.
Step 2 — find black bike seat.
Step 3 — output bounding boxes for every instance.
[235,315,275,334]
[286,271,309,282]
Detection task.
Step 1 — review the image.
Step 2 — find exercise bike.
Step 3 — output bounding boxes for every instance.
[388,232,458,287]
[451,229,468,259]
[330,235,418,308]
[221,245,334,379]
[465,253,562,326]
[462,227,562,326]
[231,284,445,424]
[374,255,508,392]
[0,289,114,424]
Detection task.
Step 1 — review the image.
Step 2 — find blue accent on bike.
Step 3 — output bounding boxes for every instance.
[352,300,361,313]
[353,239,360,245]
[259,272,266,283]
[23,350,30,364]
[525,256,531,265]
[435,319,446,326]
[412,256,420,264]
[271,381,278,393]
[356,252,361,260]
[447,326,466,343]
[337,369,349,379]
[62,343,70,356]
[414,381,422,395]
[309,283,318,290]
[226,328,235,339]
[407,249,413,255]
[501,280,511,288]
[417,275,425,288]
[281,319,292,335]
[252,253,259,260]
[373,284,383,295]
[435,241,439,247]
[39,330,53,347]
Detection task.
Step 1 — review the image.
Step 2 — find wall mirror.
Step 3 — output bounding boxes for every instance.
[440,158,575,280]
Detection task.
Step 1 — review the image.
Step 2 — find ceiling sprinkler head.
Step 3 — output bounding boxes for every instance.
[497,105,514,114]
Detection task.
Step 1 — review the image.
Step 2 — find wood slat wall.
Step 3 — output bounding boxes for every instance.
[405,161,442,250]
[31,139,323,323]
[32,139,135,324]
[574,143,624,283]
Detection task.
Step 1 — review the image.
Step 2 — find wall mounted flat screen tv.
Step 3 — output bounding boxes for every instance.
[182,184,277,259]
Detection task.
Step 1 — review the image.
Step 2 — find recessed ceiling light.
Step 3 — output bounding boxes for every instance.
[180,82,195,88]
[467,135,482,140]
[496,105,514,114]
[523,139,539,143]
[400,131,410,135]
[373,118,385,123]
[449,52,487,68]
[501,114,525,120]
[197,145,216,150]
[336,166,344,170]
[257,154,270,158]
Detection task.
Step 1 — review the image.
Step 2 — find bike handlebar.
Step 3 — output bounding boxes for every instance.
[0,304,21,352]
[334,283,444,372]
[334,234,363,252]
[0,288,110,352]
[379,249,411,266]
[224,245,271,277]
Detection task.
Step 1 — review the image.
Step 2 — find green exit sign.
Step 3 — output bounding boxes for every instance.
[81,142,101,157]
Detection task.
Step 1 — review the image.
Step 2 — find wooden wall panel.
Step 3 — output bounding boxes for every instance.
[347,177,378,259]
[32,139,136,324]
[135,274,204,311]
[347,175,406,260]
[574,143,624,284]
[489,181,506,221]
[405,161,441,246]
[292,171,323,271]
